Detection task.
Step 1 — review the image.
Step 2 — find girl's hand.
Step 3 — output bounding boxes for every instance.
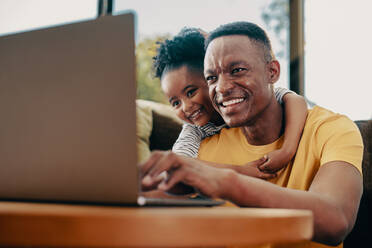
[258,149,292,173]
[236,157,277,180]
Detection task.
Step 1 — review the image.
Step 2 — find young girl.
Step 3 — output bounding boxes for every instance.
[153,27,308,178]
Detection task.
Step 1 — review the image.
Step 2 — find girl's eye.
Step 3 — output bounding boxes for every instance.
[171,100,180,108]
[186,88,197,98]
[232,68,246,74]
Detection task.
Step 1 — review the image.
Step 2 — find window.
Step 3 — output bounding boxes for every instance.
[0,0,97,36]
[305,0,372,120]
[0,0,291,105]
[114,0,290,103]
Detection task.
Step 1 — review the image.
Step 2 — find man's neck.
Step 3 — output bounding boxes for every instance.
[241,98,284,146]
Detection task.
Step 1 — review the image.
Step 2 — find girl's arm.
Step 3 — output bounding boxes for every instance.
[172,123,203,158]
[204,157,277,180]
[173,123,275,179]
[259,90,308,173]
[172,122,225,157]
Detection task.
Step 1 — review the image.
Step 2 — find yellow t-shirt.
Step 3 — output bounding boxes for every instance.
[198,106,363,248]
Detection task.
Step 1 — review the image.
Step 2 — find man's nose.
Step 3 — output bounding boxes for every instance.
[215,76,234,95]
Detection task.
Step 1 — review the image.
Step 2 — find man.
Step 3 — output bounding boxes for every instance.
[141,22,363,248]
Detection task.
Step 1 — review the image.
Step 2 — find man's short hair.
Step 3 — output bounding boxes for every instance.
[205,22,274,63]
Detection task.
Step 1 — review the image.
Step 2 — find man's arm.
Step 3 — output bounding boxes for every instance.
[141,153,362,246]
[221,161,362,245]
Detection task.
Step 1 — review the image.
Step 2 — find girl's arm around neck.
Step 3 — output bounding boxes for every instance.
[259,93,308,173]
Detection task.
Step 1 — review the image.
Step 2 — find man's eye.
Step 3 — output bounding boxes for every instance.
[232,68,246,74]
[186,88,197,98]
[205,76,217,85]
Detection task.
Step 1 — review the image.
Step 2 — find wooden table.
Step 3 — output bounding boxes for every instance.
[0,201,313,247]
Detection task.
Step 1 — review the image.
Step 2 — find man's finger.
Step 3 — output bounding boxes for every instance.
[158,170,186,191]
[139,150,164,176]
[145,151,182,185]
[141,173,165,191]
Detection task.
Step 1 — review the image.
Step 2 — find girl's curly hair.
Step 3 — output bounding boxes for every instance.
[153,27,206,79]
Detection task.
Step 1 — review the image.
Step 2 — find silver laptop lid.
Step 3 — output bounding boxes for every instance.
[0,13,139,204]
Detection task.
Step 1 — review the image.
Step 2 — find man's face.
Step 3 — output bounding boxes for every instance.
[204,35,275,127]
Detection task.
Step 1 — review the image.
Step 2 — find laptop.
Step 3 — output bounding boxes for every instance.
[0,12,223,207]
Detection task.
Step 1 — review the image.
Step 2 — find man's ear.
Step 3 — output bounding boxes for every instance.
[268,60,280,84]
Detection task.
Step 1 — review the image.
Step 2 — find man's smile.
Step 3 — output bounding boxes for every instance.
[222,98,245,107]
[216,96,247,115]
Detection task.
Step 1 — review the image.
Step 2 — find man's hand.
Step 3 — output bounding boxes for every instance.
[140,151,231,198]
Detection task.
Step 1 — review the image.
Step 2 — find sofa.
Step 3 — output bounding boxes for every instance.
[136,99,371,247]
[344,120,372,248]
[136,99,183,163]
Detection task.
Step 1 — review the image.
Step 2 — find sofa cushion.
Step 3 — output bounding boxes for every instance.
[136,99,183,151]
[344,120,372,248]
[136,100,153,163]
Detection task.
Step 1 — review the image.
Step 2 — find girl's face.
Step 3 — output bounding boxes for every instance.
[161,65,219,126]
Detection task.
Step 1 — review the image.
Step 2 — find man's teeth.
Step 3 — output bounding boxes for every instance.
[222,98,244,107]
[190,109,201,118]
